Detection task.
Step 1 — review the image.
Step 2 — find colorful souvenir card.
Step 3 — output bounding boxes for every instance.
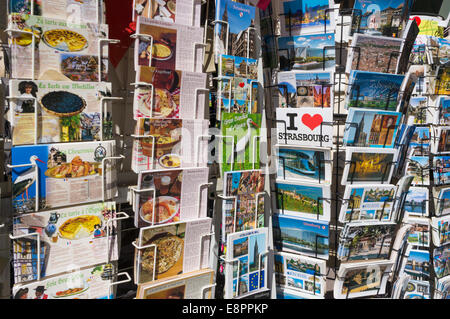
[408,97,431,125]
[131,118,208,172]
[223,169,265,197]
[8,80,111,146]
[345,71,405,111]
[434,96,450,125]
[276,108,333,148]
[409,64,429,95]
[391,274,411,299]
[275,145,332,184]
[134,66,207,120]
[404,187,429,217]
[405,216,430,247]
[134,218,212,284]
[401,249,431,281]
[136,268,215,299]
[433,244,450,279]
[221,113,262,173]
[333,260,394,299]
[225,228,269,299]
[346,33,403,74]
[405,155,430,186]
[273,214,329,260]
[337,222,396,262]
[408,126,430,156]
[12,264,113,299]
[132,0,201,27]
[12,202,117,283]
[275,180,331,222]
[404,279,431,299]
[9,14,109,81]
[278,33,335,71]
[434,65,450,96]
[350,0,412,37]
[11,141,117,214]
[277,71,333,108]
[339,184,396,223]
[341,148,398,185]
[135,16,204,73]
[276,287,324,299]
[434,276,450,299]
[214,0,257,60]
[436,187,450,217]
[432,215,450,247]
[134,167,209,228]
[274,251,326,297]
[8,0,101,23]
[343,108,401,148]
[278,0,334,36]
[433,155,450,186]
[218,54,258,79]
[433,126,450,154]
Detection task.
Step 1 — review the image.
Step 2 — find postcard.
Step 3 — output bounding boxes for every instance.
[276,287,324,299]
[136,268,215,299]
[396,71,417,114]
[218,55,258,80]
[403,279,430,299]
[433,244,450,279]
[12,202,117,284]
[408,97,430,125]
[132,0,201,27]
[135,167,209,228]
[341,148,398,185]
[346,34,403,74]
[273,214,329,260]
[8,80,110,146]
[345,71,405,111]
[8,0,101,23]
[223,170,265,197]
[275,180,331,222]
[433,127,450,154]
[344,108,401,148]
[436,187,450,217]
[276,108,333,148]
[278,33,335,71]
[401,249,431,281]
[278,0,334,36]
[432,37,450,65]
[410,65,429,95]
[338,222,396,262]
[131,118,208,172]
[408,127,430,156]
[434,276,450,299]
[333,260,394,299]
[9,14,109,81]
[432,215,450,247]
[434,96,450,125]
[403,187,429,217]
[222,193,265,242]
[391,274,411,299]
[134,218,212,284]
[225,228,269,299]
[274,252,326,297]
[134,66,207,119]
[405,216,430,247]
[339,184,396,223]
[433,155,450,186]
[433,66,450,96]
[214,0,257,60]
[405,156,429,186]
[12,264,113,299]
[350,0,412,37]
[11,141,117,214]
[135,16,204,72]
[221,113,262,173]
[275,145,332,184]
[277,71,333,108]
[409,35,429,65]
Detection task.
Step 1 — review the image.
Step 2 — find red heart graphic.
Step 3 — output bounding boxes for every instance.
[302,114,323,131]
[239,82,245,88]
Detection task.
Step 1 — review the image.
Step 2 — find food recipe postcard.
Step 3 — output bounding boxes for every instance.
[11,140,117,214]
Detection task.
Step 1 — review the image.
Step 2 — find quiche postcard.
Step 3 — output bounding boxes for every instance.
[12,202,118,283]
[9,13,109,82]
[11,140,117,214]
[8,79,111,146]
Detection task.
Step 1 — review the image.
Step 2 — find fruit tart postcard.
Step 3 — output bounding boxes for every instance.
[135,16,204,73]
[224,228,269,299]
[274,251,326,297]
[134,66,207,120]
[134,218,212,284]
[11,140,117,214]
[8,79,111,146]
[132,118,208,172]
[12,264,114,299]
[12,202,118,283]
[132,0,201,27]
[135,167,209,228]
[8,14,109,81]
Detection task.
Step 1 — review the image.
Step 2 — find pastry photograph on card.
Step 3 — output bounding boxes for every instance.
[11,141,116,214]
[133,0,201,27]
[278,33,335,71]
